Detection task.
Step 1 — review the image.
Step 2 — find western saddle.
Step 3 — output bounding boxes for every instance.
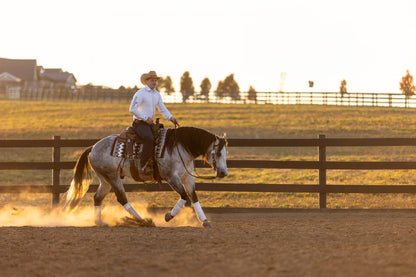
[112,119,164,182]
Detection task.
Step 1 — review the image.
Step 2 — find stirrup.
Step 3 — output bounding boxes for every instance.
[140,166,152,175]
[139,160,153,178]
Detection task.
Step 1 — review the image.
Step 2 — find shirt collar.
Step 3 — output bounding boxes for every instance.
[145,85,157,93]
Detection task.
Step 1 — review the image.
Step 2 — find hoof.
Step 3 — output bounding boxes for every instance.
[202,220,212,228]
[165,212,174,222]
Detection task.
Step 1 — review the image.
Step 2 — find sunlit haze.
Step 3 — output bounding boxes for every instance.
[2,0,416,93]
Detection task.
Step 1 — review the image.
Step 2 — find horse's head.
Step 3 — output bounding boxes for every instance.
[207,134,228,178]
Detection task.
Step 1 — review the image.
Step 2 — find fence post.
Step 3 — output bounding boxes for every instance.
[318,134,327,209]
[52,136,61,207]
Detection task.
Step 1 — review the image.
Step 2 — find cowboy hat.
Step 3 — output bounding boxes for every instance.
[140,71,160,85]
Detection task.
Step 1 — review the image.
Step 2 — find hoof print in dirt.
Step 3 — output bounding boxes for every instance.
[116,217,155,228]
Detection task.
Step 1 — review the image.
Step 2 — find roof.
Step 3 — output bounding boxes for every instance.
[0,58,37,81]
[0,72,22,82]
[42,68,77,82]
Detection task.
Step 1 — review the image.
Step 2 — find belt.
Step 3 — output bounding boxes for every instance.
[134,119,146,124]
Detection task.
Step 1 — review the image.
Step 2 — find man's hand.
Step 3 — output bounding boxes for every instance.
[145,117,153,125]
[170,117,179,126]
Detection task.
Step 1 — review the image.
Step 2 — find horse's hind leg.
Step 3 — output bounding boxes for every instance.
[110,177,143,220]
[165,175,190,222]
[93,173,112,226]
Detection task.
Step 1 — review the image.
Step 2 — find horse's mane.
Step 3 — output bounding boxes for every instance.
[165,127,217,158]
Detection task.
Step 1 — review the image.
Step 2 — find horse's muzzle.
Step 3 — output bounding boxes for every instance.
[216,169,228,178]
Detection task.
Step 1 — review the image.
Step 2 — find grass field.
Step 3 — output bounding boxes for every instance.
[2,100,416,209]
[3,100,416,139]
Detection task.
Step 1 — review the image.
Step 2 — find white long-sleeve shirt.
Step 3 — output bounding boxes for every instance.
[129,86,173,121]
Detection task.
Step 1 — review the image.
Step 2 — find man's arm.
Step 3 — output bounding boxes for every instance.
[156,95,179,125]
[156,94,173,121]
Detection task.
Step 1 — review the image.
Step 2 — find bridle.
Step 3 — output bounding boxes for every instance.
[209,140,223,171]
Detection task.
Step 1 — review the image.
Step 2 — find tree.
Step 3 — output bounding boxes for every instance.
[247,85,257,103]
[180,71,195,103]
[164,76,175,94]
[215,81,225,98]
[156,76,165,92]
[154,76,175,94]
[215,74,240,100]
[199,77,211,100]
[400,70,416,98]
[339,79,347,96]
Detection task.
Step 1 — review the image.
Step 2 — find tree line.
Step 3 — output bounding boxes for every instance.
[85,70,416,103]
[154,71,246,103]
[306,70,416,99]
[81,71,257,103]
[153,70,416,101]
[112,72,248,103]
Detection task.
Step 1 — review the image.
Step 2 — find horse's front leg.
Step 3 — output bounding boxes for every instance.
[182,174,212,228]
[165,174,190,222]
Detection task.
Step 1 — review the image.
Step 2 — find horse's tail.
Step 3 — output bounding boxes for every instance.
[63,146,94,212]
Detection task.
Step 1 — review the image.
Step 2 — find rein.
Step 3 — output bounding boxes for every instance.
[173,124,217,180]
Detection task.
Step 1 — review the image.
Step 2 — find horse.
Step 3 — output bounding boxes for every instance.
[63,126,228,228]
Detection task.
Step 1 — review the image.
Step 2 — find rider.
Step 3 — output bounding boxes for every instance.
[129,70,179,176]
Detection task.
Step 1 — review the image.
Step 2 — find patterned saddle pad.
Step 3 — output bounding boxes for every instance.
[110,127,168,160]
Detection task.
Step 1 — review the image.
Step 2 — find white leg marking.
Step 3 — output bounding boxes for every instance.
[124,203,142,220]
[193,201,207,222]
[94,206,104,225]
[171,198,187,217]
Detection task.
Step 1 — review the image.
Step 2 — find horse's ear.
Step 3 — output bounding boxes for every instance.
[223,133,227,140]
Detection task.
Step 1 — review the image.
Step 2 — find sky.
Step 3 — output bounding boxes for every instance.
[2,0,416,93]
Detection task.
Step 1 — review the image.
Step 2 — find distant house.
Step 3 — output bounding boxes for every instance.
[0,58,38,89]
[0,57,77,95]
[39,67,77,89]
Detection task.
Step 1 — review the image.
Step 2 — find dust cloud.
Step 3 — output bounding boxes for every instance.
[0,193,201,228]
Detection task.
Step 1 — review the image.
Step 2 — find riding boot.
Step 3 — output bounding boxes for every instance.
[139,159,153,179]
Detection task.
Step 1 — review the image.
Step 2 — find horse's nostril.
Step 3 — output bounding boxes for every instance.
[216,171,227,178]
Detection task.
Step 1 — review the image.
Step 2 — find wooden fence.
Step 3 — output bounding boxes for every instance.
[6,87,416,108]
[2,136,416,209]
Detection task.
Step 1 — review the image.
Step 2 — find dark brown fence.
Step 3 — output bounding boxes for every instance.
[2,135,416,209]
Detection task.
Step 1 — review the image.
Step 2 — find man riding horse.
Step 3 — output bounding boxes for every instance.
[129,71,179,177]
[64,70,228,227]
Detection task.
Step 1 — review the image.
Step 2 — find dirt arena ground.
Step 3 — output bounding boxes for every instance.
[2,210,416,277]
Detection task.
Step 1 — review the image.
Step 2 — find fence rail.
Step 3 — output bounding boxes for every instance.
[1,136,416,209]
[4,87,416,108]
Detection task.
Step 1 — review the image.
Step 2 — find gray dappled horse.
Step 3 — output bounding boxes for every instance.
[63,126,228,227]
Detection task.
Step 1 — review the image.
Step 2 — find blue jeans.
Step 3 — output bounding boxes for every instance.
[132,120,153,167]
